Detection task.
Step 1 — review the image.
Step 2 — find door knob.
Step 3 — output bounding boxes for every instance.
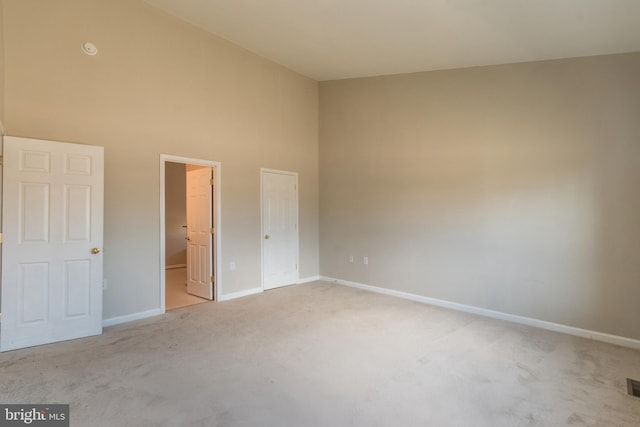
[265,235,270,240]
[91,248,101,254]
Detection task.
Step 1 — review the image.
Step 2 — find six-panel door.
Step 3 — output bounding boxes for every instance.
[262,170,298,290]
[1,136,104,352]
[186,165,214,300]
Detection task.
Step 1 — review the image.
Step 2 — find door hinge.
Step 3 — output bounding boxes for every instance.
[295,263,298,270]
[0,232,3,244]
[0,155,3,166]
[210,227,215,235]
[211,275,215,284]
[210,178,215,186]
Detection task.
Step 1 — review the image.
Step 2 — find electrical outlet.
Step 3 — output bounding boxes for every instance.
[364,256,368,265]
[230,262,236,271]
[349,255,354,263]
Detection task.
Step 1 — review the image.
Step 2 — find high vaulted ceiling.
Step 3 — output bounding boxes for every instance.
[145,0,640,81]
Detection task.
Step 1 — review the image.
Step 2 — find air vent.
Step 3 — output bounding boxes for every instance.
[627,378,640,398]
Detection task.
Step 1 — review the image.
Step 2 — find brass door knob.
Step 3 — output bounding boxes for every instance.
[91,247,101,254]
[265,235,270,240]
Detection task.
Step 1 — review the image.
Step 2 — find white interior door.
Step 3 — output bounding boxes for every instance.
[186,165,213,300]
[261,169,298,290]
[1,136,104,352]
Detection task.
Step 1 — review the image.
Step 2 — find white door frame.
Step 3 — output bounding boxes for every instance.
[160,155,221,312]
[260,168,299,290]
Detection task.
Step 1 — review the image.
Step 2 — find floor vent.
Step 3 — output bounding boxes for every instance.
[627,378,640,398]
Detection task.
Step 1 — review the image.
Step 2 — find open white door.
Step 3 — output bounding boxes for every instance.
[261,169,298,290]
[1,136,104,352]
[186,165,214,300]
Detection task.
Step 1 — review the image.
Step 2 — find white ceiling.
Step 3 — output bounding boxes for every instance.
[145,0,640,81]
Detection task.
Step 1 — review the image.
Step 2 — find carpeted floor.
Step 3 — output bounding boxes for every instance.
[1,281,639,426]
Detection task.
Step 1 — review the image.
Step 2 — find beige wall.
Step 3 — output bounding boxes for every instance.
[3,0,319,319]
[4,0,638,342]
[0,0,5,125]
[165,162,186,267]
[320,52,640,340]
[0,1,3,309]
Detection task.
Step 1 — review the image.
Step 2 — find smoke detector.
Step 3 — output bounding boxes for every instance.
[81,42,98,56]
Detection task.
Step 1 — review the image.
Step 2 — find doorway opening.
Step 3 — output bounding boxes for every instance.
[160,155,221,313]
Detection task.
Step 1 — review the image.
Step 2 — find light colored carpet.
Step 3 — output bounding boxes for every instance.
[165,267,208,311]
[1,281,639,426]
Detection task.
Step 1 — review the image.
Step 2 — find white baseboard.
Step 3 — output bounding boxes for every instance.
[102,309,163,328]
[165,264,186,270]
[218,287,263,302]
[297,275,320,284]
[100,279,319,326]
[320,276,640,350]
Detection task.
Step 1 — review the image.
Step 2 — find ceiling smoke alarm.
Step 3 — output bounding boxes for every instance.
[81,42,98,56]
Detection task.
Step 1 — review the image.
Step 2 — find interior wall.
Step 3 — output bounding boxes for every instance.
[0,0,4,310]
[320,52,640,340]
[165,162,186,267]
[0,0,5,126]
[2,0,319,320]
